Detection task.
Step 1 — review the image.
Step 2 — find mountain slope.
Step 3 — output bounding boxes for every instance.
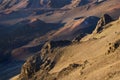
[16,15,120,80]
[0,0,120,80]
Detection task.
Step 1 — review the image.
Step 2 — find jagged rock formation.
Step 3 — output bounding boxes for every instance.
[19,40,72,80]
[93,14,113,33]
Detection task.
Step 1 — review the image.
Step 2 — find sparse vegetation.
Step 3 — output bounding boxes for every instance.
[106,40,120,55]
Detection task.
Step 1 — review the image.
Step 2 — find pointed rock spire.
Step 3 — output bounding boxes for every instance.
[93,14,113,33]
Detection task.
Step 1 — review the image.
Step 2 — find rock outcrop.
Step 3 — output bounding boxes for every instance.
[93,14,113,33]
[19,40,72,80]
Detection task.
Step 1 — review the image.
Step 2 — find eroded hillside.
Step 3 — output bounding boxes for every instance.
[14,15,120,80]
[0,0,120,80]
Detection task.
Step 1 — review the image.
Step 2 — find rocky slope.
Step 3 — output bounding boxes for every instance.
[15,14,120,80]
[0,0,120,80]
